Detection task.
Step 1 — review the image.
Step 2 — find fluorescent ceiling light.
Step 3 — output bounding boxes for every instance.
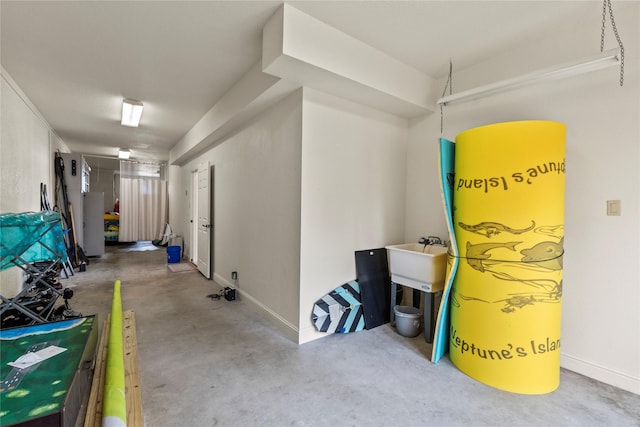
[118,149,131,159]
[437,49,621,106]
[121,98,143,127]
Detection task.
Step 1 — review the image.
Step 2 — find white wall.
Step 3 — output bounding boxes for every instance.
[2,75,51,213]
[299,88,408,343]
[170,87,409,344]
[0,70,70,296]
[173,91,303,338]
[406,5,639,393]
[167,163,182,243]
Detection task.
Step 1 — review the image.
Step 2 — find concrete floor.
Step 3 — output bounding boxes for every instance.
[65,242,640,427]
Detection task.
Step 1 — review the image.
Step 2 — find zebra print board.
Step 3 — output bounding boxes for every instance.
[312,280,365,333]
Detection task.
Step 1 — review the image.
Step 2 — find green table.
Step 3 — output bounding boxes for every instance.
[0,316,97,426]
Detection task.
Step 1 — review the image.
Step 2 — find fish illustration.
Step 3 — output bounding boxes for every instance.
[465,241,521,272]
[534,225,564,239]
[458,293,537,313]
[520,238,564,270]
[500,295,537,313]
[459,220,535,238]
[459,291,561,313]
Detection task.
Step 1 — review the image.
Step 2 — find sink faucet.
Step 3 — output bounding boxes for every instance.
[419,236,446,247]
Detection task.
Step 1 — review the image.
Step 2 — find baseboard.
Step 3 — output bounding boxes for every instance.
[213,272,233,288]
[212,273,299,343]
[561,353,640,395]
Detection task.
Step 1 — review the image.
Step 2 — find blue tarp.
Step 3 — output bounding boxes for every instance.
[0,211,68,271]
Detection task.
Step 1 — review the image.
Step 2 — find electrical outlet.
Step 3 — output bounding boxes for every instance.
[231,271,237,280]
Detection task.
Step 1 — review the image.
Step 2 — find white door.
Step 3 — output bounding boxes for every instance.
[190,170,199,264]
[83,192,105,256]
[197,162,212,278]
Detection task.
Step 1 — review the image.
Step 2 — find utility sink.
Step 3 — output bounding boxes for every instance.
[385,243,448,292]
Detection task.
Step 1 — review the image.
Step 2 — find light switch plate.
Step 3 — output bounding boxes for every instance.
[606,200,621,216]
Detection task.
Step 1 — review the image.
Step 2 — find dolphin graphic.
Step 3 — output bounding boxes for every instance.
[520,238,564,270]
[459,220,535,238]
[465,241,521,272]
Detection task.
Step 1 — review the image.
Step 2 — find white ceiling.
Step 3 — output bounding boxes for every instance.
[1,1,605,164]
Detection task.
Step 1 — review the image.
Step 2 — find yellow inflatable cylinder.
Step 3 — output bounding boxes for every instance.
[450,121,565,394]
[103,280,127,427]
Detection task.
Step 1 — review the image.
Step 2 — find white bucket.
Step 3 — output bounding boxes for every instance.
[394,305,422,337]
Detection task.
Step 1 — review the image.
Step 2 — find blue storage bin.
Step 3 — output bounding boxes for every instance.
[167,245,181,264]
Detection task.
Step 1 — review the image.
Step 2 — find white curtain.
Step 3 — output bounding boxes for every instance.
[119,161,167,242]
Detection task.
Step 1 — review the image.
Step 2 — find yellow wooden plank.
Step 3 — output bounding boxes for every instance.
[84,316,110,427]
[83,310,143,427]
